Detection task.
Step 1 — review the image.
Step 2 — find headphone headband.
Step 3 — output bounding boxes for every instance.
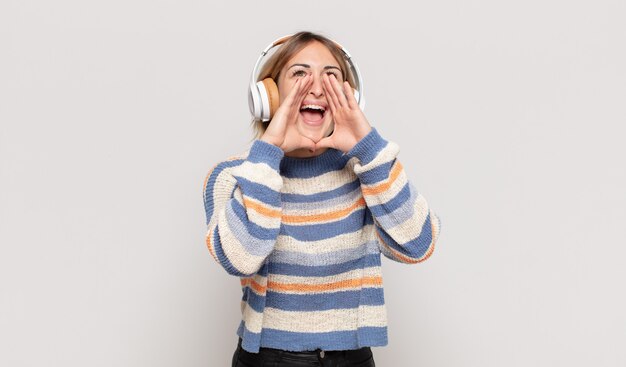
[248,33,365,121]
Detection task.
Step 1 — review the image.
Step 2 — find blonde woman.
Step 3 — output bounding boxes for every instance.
[203,31,441,367]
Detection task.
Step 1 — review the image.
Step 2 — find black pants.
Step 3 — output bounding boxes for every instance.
[231,338,376,367]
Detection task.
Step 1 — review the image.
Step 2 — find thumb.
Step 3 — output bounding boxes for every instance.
[315,136,336,150]
[300,136,317,152]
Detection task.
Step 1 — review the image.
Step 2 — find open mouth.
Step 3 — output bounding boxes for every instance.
[299,104,327,125]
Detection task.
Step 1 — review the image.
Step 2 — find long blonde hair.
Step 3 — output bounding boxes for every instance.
[251,31,357,138]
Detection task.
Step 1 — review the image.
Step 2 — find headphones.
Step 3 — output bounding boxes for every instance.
[248,34,365,122]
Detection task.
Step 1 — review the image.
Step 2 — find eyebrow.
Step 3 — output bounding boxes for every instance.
[287,63,342,72]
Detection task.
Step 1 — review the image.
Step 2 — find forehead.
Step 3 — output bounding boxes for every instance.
[284,41,340,67]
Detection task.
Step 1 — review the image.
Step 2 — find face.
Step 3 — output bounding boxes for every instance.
[277,41,343,143]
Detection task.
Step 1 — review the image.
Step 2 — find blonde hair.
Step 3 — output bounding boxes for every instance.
[251,31,357,139]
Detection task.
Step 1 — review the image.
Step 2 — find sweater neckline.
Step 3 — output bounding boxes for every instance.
[279,148,348,177]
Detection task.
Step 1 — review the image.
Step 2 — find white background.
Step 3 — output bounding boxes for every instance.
[1,1,625,366]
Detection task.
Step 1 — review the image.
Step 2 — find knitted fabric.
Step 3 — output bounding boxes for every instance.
[202,128,441,353]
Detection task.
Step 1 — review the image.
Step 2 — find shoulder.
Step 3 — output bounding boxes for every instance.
[202,149,250,195]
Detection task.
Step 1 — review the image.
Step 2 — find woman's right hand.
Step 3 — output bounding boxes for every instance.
[260,75,315,153]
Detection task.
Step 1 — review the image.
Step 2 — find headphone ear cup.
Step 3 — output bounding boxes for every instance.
[352,87,365,110]
[352,87,358,101]
[262,78,280,120]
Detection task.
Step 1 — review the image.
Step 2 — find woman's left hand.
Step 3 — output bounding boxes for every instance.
[316,73,372,153]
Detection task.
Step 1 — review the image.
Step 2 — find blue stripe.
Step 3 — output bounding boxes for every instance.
[265,288,385,311]
[238,322,262,353]
[247,140,284,170]
[279,149,348,178]
[357,159,395,185]
[376,213,433,259]
[281,179,360,203]
[346,128,388,165]
[203,159,244,223]
[225,201,276,256]
[258,327,388,352]
[245,287,266,313]
[270,241,378,267]
[230,199,280,240]
[211,227,247,276]
[367,182,411,218]
[280,208,373,241]
[373,183,417,229]
[270,253,381,276]
[282,185,362,212]
[231,176,281,207]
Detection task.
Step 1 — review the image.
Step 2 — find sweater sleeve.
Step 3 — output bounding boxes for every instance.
[347,128,442,264]
[202,140,284,276]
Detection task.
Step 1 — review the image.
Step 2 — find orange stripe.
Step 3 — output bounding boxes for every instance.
[282,197,366,224]
[240,278,267,294]
[243,198,282,218]
[205,229,218,262]
[241,276,381,294]
[361,161,404,196]
[267,276,382,292]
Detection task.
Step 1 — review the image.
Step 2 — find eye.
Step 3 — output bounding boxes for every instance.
[326,71,340,78]
[292,70,307,77]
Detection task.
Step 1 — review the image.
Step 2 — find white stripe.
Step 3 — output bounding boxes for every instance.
[232,161,283,191]
[242,273,268,296]
[218,209,267,275]
[378,193,430,244]
[273,225,376,254]
[234,194,281,229]
[352,142,399,174]
[269,241,379,267]
[263,305,387,333]
[282,168,358,195]
[282,187,363,214]
[210,169,237,220]
[282,186,362,213]
[242,302,264,333]
[281,199,365,226]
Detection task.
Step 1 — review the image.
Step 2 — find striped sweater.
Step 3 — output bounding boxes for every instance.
[202,128,441,353]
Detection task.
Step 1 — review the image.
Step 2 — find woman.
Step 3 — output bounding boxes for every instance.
[203,31,441,367]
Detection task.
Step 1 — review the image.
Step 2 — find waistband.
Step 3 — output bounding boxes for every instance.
[237,337,373,362]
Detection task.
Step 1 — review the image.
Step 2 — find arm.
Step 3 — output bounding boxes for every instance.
[202,140,284,276]
[347,128,442,264]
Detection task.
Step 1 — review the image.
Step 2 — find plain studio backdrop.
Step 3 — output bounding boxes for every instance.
[1,1,625,366]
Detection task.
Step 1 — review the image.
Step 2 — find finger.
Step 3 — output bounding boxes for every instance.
[343,81,358,109]
[300,136,316,151]
[323,74,340,113]
[316,136,336,150]
[286,76,312,125]
[282,76,305,106]
[329,74,348,108]
[295,74,313,106]
[322,75,337,115]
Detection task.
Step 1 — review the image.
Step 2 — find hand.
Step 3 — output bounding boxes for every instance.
[317,73,372,153]
[260,75,316,153]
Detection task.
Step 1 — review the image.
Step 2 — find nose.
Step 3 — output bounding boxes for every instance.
[308,74,324,98]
